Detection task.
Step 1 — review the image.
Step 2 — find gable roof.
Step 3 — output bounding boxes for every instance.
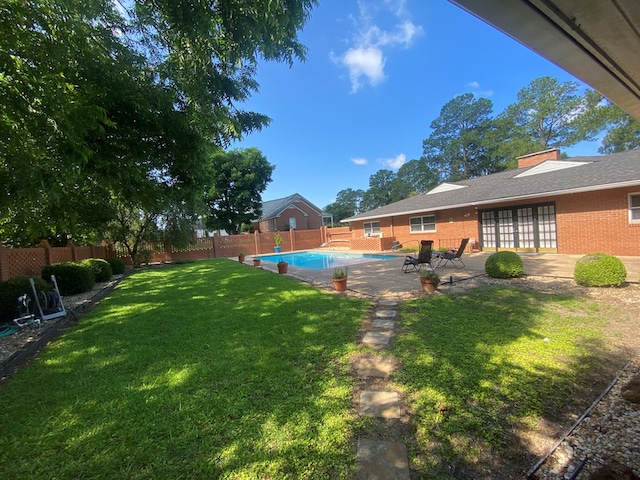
[259,193,322,221]
[343,150,640,222]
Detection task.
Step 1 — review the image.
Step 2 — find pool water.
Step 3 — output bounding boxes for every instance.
[258,251,395,270]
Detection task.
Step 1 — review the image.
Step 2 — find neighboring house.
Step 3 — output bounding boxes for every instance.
[342,148,640,256]
[255,193,324,232]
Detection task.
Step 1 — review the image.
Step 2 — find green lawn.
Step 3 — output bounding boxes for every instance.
[0,260,371,479]
[0,262,625,479]
[392,285,615,478]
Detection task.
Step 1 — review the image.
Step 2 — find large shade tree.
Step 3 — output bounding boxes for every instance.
[422,93,499,182]
[204,148,274,235]
[0,0,317,246]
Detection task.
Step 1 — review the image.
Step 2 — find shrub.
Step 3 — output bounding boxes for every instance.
[106,257,126,275]
[485,251,524,279]
[81,258,113,282]
[0,276,51,323]
[574,253,626,287]
[42,262,95,295]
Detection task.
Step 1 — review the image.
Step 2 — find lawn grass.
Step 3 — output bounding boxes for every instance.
[392,285,611,478]
[0,260,371,479]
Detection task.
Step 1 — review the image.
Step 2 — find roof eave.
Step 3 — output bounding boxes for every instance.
[342,180,640,222]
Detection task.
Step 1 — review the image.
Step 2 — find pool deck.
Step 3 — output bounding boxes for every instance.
[257,250,640,301]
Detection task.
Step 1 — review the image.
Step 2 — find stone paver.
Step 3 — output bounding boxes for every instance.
[359,391,400,418]
[356,439,410,480]
[371,318,395,329]
[354,355,395,378]
[375,310,397,318]
[378,300,398,307]
[362,331,392,346]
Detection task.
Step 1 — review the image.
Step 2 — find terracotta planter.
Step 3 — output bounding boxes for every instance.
[238,255,245,263]
[332,277,348,292]
[420,278,437,294]
[277,262,288,274]
[253,259,261,267]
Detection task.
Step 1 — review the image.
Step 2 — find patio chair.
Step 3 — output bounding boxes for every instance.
[435,238,469,269]
[402,240,436,273]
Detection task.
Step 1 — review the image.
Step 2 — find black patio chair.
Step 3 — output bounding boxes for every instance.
[402,240,436,273]
[435,238,469,269]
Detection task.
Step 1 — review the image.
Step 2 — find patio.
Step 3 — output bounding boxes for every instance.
[271,251,640,300]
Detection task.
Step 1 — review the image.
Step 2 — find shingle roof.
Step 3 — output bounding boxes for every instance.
[259,193,322,221]
[343,150,640,222]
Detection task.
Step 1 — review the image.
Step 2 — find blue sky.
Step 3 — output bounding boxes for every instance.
[233,0,602,210]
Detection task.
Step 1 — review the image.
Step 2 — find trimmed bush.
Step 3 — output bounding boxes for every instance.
[574,253,626,287]
[42,262,95,295]
[485,251,525,279]
[106,257,126,275]
[0,276,51,323]
[81,258,113,282]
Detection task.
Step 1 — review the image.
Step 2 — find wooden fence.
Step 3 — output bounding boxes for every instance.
[0,226,363,282]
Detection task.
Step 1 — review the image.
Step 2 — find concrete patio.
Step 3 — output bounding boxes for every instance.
[271,251,640,301]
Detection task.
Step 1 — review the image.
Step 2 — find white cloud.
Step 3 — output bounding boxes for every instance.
[382,153,406,169]
[342,47,386,93]
[351,157,368,166]
[334,0,423,92]
[465,80,494,97]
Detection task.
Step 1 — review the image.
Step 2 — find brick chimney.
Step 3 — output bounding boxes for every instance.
[517,148,561,168]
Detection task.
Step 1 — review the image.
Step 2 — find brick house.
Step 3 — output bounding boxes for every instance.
[342,148,640,256]
[255,193,324,232]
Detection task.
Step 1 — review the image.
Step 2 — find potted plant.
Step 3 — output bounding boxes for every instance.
[419,269,440,294]
[277,259,288,274]
[332,266,348,292]
[238,251,246,262]
[252,257,261,267]
[274,233,283,253]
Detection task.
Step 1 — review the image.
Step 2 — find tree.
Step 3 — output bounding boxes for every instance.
[360,170,396,211]
[323,188,365,223]
[499,76,600,152]
[0,0,317,246]
[422,93,499,182]
[394,158,440,196]
[204,148,274,235]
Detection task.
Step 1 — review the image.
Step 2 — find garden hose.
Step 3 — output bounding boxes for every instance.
[0,324,18,337]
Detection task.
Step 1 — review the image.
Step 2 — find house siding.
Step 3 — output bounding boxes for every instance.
[257,200,323,232]
[347,186,640,256]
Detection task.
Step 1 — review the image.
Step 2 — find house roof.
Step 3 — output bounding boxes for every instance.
[259,193,322,221]
[342,150,640,222]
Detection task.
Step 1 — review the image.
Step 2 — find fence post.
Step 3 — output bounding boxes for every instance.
[289,229,295,252]
[0,242,7,282]
[38,239,52,266]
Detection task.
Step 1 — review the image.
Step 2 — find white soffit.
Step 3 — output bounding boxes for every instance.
[427,183,468,194]
[514,160,591,177]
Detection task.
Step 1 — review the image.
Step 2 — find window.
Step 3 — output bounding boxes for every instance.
[629,194,640,222]
[289,217,297,229]
[409,215,436,233]
[363,221,380,236]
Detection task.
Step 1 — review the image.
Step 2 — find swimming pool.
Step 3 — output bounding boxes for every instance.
[258,251,395,270]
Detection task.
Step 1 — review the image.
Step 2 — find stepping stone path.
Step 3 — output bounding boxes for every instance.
[354,299,410,479]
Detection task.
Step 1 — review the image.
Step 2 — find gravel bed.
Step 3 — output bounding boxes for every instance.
[531,355,640,479]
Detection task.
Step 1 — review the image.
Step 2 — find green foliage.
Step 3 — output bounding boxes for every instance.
[273,232,283,246]
[332,266,348,279]
[106,257,126,275]
[419,269,440,285]
[323,188,365,223]
[41,262,95,296]
[0,276,51,323]
[574,253,627,287]
[81,258,113,283]
[485,251,525,278]
[422,93,500,182]
[204,148,275,234]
